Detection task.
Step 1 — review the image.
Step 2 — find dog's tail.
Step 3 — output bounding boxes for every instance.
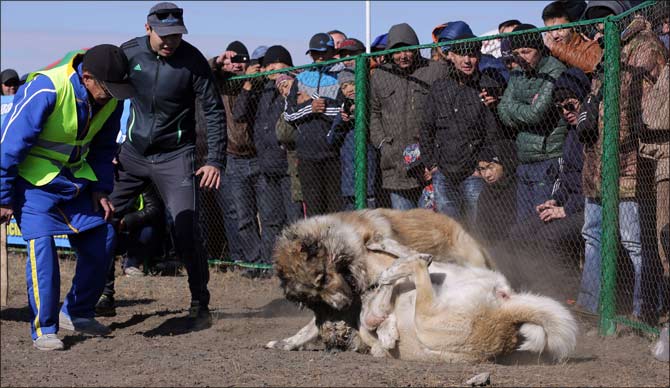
[501,292,578,361]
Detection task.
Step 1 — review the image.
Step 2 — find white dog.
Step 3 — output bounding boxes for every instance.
[358,253,578,363]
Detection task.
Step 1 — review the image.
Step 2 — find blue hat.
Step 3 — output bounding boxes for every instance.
[437,21,475,52]
[250,45,268,65]
[371,33,388,51]
[306,33,334,54]
[553,67,591,102]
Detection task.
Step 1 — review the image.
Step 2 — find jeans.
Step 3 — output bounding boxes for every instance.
[215,172,243,261]
[389,188,422,210]
[516,158,560,223]
[225,156,300,264]
[578,198,644,316]
[432,171,484,228]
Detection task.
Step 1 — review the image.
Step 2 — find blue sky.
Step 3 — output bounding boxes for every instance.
[1,1,550,74]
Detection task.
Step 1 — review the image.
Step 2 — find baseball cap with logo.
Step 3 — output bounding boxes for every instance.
[306,33,335,54]
[82,44,136,100]
[147,2,188,37]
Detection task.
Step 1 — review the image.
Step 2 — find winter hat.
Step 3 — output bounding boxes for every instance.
[226,41,249,57]
[437,21,473,42]
[274,73,294,88]
[371,33,388,51]
[264,45,293,67]
[338,68,355,85]
[509,24,544,51]
[250,45,268,66]
[553,67,591,102]
[386,23,419,49]
[583,1,631,19]
[478,140,518,174]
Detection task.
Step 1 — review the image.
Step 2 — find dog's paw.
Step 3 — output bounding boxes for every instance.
[265,339,297,351]
[415,253,433,266]
[370,343,390,358]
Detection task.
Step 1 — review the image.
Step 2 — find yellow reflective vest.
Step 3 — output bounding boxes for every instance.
[17,57,118,186]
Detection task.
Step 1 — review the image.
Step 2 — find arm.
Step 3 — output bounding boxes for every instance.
[497,71,559,128]
[232,88,259,124]
[368,75,385,149]
[550,38,602,74]
[418,85,438,170]
[194,54,227,169]
[283,80,313,124]
[88,102,124,194]
[327,111,351,148]
[481,98,500,144]
[0,76,56,206]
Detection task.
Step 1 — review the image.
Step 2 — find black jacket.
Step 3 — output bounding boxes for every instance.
[420,72,499,181]
[121,36,226,167]
[233,80,289,175]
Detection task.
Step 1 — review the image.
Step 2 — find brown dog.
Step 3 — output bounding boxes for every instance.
[266,208,494,352]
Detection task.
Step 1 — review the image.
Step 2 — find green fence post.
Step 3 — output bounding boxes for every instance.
[599,15,621,336]
[354,54,370,210]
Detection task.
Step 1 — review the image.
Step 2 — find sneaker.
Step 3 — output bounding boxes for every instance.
[59,312,111,336]
[33,334,64,351]
[187,301,212,331]
[95,294,116,317]
[123,266,144,277]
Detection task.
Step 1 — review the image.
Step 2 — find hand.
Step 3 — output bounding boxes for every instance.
[216,51,239,73]
[92,192,114,222]
[297,92,311,104]
[535,199,557,213]
[0,205,13,225]
[341,111,350,122]
[311,98,326,114]
[195,164,221,190]
[243,64,262,90]
[538,205,566,222]
[424,166,437,182]
[479,90,498,108]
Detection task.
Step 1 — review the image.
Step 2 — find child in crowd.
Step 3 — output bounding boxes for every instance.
[327,69,378,210]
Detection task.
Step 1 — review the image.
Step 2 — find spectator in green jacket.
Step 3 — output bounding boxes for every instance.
[497,23,567,222]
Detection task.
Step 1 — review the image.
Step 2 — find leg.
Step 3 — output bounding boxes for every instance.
[152,149,209,308]
[265,317,320,350]
[618,200,644,317]
[280,174,303,223]
[432,170,462,221]
[217,169,243,262]
[227,157,261,263]
[389,188,421,210]
[577,198,602,314]
[62,223,115,319]
[461,175,485,231]
[25,237,60,340]
[321,157,343,214]
[258,173,285,264]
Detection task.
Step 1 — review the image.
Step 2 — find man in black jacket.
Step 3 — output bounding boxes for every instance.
[110,2,226,327]
[420,33,499,229]
[232,45,303,278]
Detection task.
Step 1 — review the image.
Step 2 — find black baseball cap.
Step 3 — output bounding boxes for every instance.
[1,69,19,84]
[306,33,335,54]
[82,44,136,100]
[147,2,188,36]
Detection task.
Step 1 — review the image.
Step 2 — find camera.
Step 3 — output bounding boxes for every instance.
[231,54,249,64]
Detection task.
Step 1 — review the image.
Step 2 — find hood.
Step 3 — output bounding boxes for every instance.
[387,23,420,49]
[583,0,631,19]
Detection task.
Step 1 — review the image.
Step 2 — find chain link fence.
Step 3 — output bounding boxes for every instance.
[190,1,668,333]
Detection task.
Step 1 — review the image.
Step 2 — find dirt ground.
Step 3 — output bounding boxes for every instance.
[1,252,668,388]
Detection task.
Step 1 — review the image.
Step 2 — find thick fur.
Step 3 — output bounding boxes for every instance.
[358,256,578,363]
[269,208,494,351]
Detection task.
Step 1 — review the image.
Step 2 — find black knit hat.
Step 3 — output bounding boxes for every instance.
[509,24,545,51]
[264,45,293,67]
[226,41,249,57]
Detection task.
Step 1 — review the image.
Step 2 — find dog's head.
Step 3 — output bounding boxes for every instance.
[273,216,368,311]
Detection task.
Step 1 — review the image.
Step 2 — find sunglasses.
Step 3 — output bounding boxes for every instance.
[555,102,578,112]
[149,8,183,20]
[2,80,19,87]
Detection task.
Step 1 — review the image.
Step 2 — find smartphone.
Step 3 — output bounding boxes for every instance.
[231,54,249,64]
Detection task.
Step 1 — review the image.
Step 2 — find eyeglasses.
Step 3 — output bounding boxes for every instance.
[555,102,578,112]
[2,80,19,87]
[149,8,183,20]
